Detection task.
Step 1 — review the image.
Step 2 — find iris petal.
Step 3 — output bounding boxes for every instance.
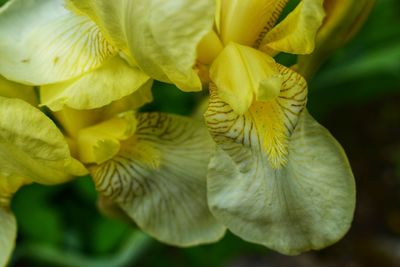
[0,97,87,185]
[91,113,226,246]
[40,56,149,111]
[260,0,325,55]
[206,109,355,254]
[0,0,115,85]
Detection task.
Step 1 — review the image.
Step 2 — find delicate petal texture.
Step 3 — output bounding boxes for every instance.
[0,0,115,85]
[40,56,149,111]
[219,0,286,46]
[92,113,226,246]
[260,0,325,54]
[0,207,16,267]
[124,0,215,91]
[0,75,37,105]
[0,97,87,185]
[205,105,355,254]
[66,0,128,50]
[210,43,282,115]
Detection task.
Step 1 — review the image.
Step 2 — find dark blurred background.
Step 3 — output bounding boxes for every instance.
[3,0,400,266]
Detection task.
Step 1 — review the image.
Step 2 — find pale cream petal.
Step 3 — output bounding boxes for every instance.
[0,75,37,105]
[210,43,283,115]
[260,0,325,55]
[40,56,149,111]
[92,113,226,246]
[205,96,355,254]
[0,97,87,185]
[0,0,115,85]
[0,207,16,267]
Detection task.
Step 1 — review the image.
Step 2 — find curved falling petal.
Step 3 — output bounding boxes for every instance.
[205,68,355,254]
[0,0,115,85]
[0,97,87,185]
[91,113,226,246]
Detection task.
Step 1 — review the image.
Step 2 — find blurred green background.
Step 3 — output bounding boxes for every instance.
[2,0,400,266]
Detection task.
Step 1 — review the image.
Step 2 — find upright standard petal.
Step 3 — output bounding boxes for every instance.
[125,0,215,91]
[40,56,149,111]
[0,97,87,185]
[210,43,282,115]
[218,0,287,46]
[260,0,325,55]
[92,113,226,246]
[0,0,115,85]
[205,84,355,254]
[68,0,215,91]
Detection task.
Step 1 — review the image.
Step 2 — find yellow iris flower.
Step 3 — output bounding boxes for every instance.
[0,0,365,263]
[195,0,355,255]
[0,0,225,265]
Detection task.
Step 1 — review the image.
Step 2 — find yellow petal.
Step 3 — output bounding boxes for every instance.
[219,0,287,46]
[260,0,325,55]
[0,97,87,185]
[207,64,307,169]
[206,109,355,255]
[92,113,226,246]
[52,81,153,138]
[298,0,374,79]
[125,0,215,91]
[40,56,149,111]
[0,0,115,85]
[197,30,224,65]
[210,43,282,114]
[0,75,37,105]
[66,0,128,52]
[0,207,16,267]
[68,0,215,92]
[77,112,138,164]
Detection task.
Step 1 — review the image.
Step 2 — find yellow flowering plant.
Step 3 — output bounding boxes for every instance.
[0,0,373,265]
